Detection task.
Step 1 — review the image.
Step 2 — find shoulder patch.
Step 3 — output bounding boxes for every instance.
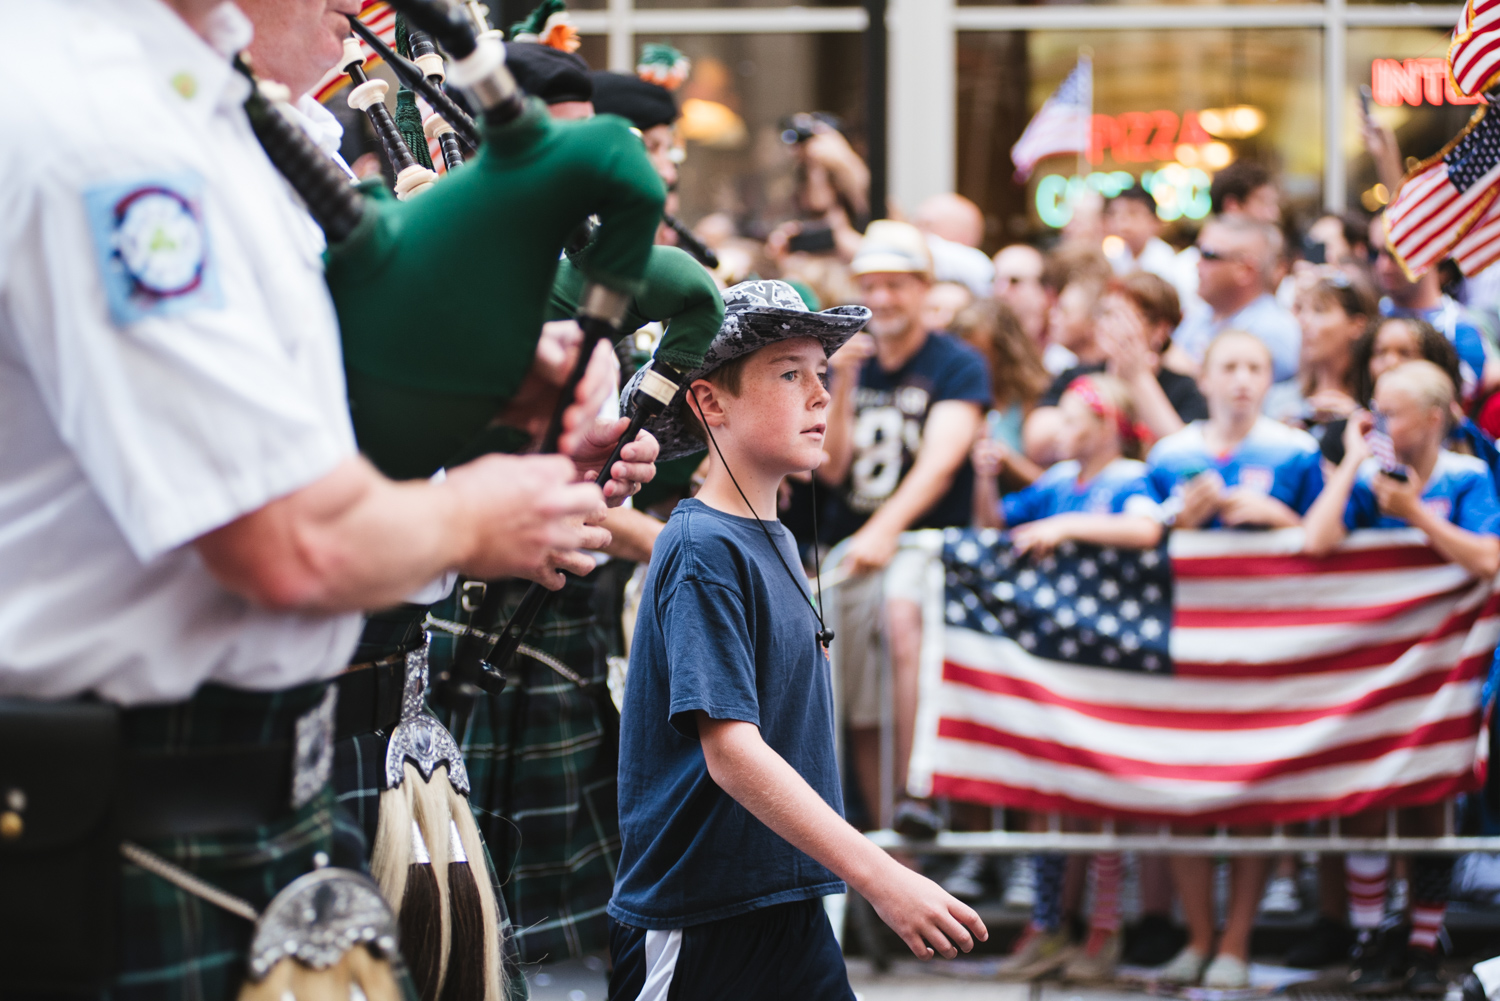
[83,172,222,327]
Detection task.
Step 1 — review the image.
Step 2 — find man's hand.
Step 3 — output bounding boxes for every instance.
[446,453,610,588]
[841,522,900,575]
[498,321,620,453]
[1175,471,1225,528]
[568,419,660,505]
[828,332,876,383]
[1011,517,1070,556]
[863,862,985,960]
[971,438,1006,479]
[1219,489,1301,528]
[1372,468,1425,523]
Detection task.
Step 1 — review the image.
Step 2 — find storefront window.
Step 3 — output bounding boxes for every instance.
[634,32,865,234]
[957,28,1322,248]
[1345,27,1479,214]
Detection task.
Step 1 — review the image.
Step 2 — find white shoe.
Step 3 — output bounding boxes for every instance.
[1259,875,1301,914]
[1003,855,1037,909]
[1202,953,1250,990]
[941,853,988,902]
[1157,946,1207,986]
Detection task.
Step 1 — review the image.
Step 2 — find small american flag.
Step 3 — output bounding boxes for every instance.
[1453,185,1500,277]
[1011,57,1093,181]
[1450,0,1500,99]
[908,528,1494,824]
[1385,106,1500,280]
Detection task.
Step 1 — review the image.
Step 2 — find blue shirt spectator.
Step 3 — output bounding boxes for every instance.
[1174,293,1302,384]
[1344,450,1500,533]
[1002,458,1157,524]
[1146,417,1324,527]
[1381,295,1492,400]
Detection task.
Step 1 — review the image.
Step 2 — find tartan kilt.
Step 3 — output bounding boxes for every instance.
[115,681,410,1001]
[332,731,530,999]
[427,571,620,963]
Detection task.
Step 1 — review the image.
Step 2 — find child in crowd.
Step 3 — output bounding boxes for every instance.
[1302,360,1500,997]
[608,281,986,1000]
[974,374,1159,983]
[1147,330,1324,531]
[1147,331,1323,989]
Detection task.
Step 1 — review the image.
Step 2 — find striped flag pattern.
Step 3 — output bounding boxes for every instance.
[1453,188,1500,276]
[1011,57,1092,181]
[907,528,1495,825]
[1384,106,1500,280]
[1450,0,1500,99]
[312,1,396,104]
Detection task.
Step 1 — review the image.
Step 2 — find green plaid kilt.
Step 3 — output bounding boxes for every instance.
[427,571,620,963]
[332,731,529,999]
[116,681,388,1001]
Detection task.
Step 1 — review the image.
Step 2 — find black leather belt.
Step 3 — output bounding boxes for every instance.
[334,654,407,742]
[120,744,298,840]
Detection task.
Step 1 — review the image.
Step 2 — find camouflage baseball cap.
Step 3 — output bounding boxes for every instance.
[622,279,870,460]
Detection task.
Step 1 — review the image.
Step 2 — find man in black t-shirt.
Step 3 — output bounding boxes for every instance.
[819,221,990,834]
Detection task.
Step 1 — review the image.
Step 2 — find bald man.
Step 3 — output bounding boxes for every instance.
[915,193,993,298]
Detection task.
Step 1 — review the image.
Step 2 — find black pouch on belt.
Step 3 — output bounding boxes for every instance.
[0,698,121,993]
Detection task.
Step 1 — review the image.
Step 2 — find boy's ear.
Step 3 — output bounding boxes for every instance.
[689,380,728,428]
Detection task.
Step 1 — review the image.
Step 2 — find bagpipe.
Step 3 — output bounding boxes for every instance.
[237,1,722,996]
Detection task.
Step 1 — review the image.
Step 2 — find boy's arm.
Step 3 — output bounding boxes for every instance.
[1011,513,1162,555]
[842,400,984,574]
[695,713,987,960]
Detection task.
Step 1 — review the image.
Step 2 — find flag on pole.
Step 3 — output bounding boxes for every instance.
[1384,105,1500,280]
[1449,0,1500,99]
[906,528,1494,824]
[1011,57,1093,181]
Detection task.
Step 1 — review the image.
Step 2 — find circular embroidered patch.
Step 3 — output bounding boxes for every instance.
[114,188,205,296]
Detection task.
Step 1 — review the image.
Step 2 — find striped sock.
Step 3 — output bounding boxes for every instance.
[1345,853,1389,929]
[1408,855,1453,952]
[1033,853,1066,933]
[1088,853,1123,935]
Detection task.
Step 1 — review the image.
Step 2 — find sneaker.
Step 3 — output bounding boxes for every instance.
[997,924,1075,980]
[1124,913,1187,967]
[1003,855,1037,909]
[1407,947,1449,998]
[1062,930,1122,983]
[892,799,943,839]
[1389,877,1410,915]
[1461,971,1489,1001]
[1260,874,1303,914]
[941,853,989,902]
[1156,946,1208,986]
[1203,954,1251,990]
[1348,927,1406,995]
[1284,915,1353,969]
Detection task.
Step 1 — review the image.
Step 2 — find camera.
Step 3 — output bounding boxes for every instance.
[779,112,843,145]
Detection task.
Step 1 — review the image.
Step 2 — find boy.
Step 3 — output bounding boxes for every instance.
[609,281,987,1000]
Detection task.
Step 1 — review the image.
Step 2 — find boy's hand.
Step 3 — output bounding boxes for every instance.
[864,862,987,960]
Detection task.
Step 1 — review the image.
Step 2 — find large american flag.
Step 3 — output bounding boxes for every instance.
[906,528,1495,824]
[1385,105,1500,280]
[1011,57,1093,181]
[1450,0,1500,99]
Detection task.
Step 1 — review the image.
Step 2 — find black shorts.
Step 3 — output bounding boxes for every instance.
[608,898,856,1001]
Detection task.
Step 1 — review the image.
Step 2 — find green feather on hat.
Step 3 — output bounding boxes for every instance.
[636,43,691,91]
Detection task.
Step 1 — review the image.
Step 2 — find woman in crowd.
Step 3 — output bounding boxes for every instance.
[955,299,1051,490]
[1146,330,1324,989]
[975,374,1160,983]
[1303,359,1500,996]
[1270,274,1377,457]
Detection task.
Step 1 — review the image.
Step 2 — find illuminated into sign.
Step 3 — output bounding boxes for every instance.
[1036,166,1212,229]
[1370,58,1481,107]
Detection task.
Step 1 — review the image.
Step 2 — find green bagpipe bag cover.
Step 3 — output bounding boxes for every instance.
[325,100,665,480]
[548,244,724,372]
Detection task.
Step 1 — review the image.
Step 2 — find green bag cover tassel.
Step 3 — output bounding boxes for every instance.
[393,15,434,171]
[326,100,664,480]
[548,244,723,373]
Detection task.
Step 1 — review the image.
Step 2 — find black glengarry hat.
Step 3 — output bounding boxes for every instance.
[622,279,871,460]
[506,42,593,105]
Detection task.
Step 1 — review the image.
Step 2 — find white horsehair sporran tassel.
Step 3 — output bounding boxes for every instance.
[369,638,503,1001]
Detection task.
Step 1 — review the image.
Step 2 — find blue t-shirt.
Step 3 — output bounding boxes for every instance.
[1146,417,1324,527]
[826,332,991,541]
[1002,458,1156,525]
[610,500,845,930]
[1345,450,1500,533]
[1173,293,1302,383]
[1382,296,1490,399]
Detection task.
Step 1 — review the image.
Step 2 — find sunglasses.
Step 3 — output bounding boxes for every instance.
[1198,246,1243,263]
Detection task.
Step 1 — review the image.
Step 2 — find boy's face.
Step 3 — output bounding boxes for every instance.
[1199,336,1273,421]
[711,337,831,474]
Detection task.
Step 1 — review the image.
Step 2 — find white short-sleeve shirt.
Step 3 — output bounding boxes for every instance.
[0,0,362,704]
